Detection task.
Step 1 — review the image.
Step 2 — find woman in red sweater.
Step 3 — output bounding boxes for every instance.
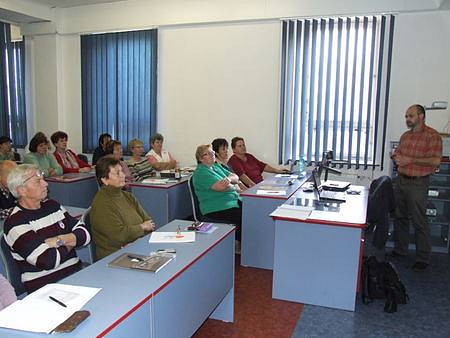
[51,131,92,174]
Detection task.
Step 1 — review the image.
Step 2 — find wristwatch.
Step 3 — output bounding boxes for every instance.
[56,236,64,247]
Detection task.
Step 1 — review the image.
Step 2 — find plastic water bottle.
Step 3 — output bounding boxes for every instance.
[297,158,305,176]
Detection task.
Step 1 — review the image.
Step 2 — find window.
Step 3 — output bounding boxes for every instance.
[81,29,157,153]
[0,22,27,147]
[279,15,395,169]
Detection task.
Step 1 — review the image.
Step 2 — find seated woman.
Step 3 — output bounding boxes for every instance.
[92,133,111,165]
[90,156,155,260]
[192,144,242,242]
[105,140,134,182]
[127,138,145,165]
[23,132,63,177]
[146,133,177,171]
[228,136,289,187]
[212,138,247,192]
[51,131,92,174]
[211,138,232,171]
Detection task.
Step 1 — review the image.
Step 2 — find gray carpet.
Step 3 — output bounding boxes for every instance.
[292,252,450,338]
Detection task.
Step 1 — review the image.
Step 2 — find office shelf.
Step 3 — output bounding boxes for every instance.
[389,141,450,254]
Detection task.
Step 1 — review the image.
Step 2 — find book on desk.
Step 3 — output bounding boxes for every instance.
[108,252,175,273]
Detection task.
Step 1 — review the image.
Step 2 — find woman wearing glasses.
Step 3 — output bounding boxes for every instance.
[23,132,63,177]
[192,144,242,250]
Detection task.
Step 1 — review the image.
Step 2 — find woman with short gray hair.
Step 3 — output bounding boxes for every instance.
[146,133,177,171]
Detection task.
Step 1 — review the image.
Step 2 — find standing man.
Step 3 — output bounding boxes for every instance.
[391,104,442,271]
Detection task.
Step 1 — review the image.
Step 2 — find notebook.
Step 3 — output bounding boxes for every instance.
[108,252,174,273]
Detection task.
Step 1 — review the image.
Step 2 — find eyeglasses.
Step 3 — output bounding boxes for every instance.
[202,151,215,158]
[23,170,45,184]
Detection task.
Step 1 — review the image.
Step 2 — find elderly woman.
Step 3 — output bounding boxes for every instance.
[146,133,177,171]
[51,131,91,174]
[4,164,90,292]
[192,144,242,242]
[23,132,63,177]
[127,138,145,165]
[0,160,17,219]
[228,136,289,187]
[90,156,155,260]
[92,133,111,165]
[105,140,134,182]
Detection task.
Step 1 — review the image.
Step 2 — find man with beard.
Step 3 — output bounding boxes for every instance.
[390,104,442,272]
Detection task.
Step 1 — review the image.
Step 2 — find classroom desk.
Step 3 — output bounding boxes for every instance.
[46,173,98,208]
[129,177,192,228]
[240,174,307,269]
[0,220,235,337]
[271,186,368,311]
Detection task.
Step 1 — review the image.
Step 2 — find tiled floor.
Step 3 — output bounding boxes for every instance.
[292,252,450,338]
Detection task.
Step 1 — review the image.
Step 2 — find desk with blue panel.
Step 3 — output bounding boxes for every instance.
[271,186,368,311]
[0,220,235,337]
[240,175,307,269]
[46,173,98,208]
[129,177,192,228]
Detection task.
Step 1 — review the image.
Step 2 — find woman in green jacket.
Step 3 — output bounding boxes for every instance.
[90,155,155,260]
[23,132,62,177]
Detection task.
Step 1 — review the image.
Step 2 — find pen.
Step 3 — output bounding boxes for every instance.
[49,296,67,308]
[127,255,144,262]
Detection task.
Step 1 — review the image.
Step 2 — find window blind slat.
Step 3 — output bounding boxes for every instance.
[300,21,310,161]
[314,19,326,162]
[339,18,351,163]
[356,17,369,169]
[306,20,318,162]
[323,18,334,152]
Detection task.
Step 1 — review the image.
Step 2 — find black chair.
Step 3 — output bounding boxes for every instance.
[13,152,21,162]
[187,176,224,223]
[80,207,97,264]
[77,153,89,164]
[0,236,26,296]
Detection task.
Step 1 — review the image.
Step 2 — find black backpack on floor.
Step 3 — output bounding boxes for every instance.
[361,256,409,313]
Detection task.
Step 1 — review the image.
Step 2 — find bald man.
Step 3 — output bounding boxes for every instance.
[390,104,442,272]
[0,160,17,218]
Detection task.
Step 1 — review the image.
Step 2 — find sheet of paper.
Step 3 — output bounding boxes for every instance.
[149,231,196,243]
[256,189,286,196]
[270,207,311,220]
[0,283,101,334]
[275,174,299,179]
[141,178,169,184]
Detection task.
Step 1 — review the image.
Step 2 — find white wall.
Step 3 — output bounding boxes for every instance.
[159,21,281,166]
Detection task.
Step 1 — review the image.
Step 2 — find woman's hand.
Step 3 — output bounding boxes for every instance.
[140,220,156,232]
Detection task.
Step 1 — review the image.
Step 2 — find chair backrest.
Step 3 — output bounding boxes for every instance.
[80,207,97,264]
[187,175,226,224]
[0,236,26,296]
[77,153,89,164]
[187,176,201,222]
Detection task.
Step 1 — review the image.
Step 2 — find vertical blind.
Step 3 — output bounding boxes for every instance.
[279,15,395,169]
[0,22,27,147]
[81,29,157,153]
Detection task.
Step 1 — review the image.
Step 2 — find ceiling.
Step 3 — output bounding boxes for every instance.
[28,0,127,8]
